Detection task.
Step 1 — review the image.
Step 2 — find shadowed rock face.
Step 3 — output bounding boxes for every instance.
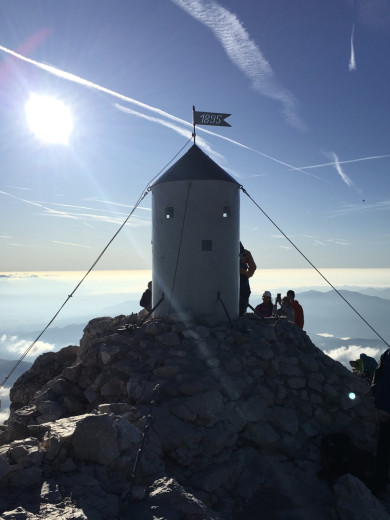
[0,312,387,520]
[9,345,78,413]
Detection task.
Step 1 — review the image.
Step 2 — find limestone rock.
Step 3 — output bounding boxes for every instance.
[0,312,386,520]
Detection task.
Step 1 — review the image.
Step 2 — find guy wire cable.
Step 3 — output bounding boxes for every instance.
[0,137,193,391]
[241,186,390,349]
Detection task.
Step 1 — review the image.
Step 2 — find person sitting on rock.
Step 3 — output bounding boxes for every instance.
[140,281,152,311]
[287,290,304,329]
[254,291,273,318]
[273,294,294,322]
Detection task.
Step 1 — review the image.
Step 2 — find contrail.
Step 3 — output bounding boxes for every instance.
[117,105,317,177]
[0,44,190,128]
[115,104,224,160]
[0,44,313,177]
[295,153,390,170]
[349,24,357,71]
[331,152,354,187]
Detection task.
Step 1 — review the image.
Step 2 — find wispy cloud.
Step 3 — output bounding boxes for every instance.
[331,152,354,187]
[328,200,390,217]
[56,211,150,228]
[0,191,150,229]
[171,0,304,131]
[53,240,92,248]
[328,238,351,246]
[349,24,357,71]
[6,185,32,191]
[274,232,350,247]
[0,190,91,226]
[83,199,151,212]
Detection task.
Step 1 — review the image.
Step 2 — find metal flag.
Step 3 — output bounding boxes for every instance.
[193,110,231,127]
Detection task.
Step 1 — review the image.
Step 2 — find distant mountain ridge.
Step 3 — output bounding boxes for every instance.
[298,289,390,341]
[0,359,32,385]
[2,290,389,364]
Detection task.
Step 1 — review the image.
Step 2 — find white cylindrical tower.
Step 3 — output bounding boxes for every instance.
[151,144,240,322]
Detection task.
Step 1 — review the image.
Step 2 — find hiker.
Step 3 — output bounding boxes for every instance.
[287,290,304,329]
[140,281,152,311]
[254,291,273,318]
[349,353,377,384]
[371,348,390,496]
[239,242,256,317]
[273,294,294,322]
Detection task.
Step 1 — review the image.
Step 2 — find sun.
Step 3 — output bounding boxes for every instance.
[25,94,74,144]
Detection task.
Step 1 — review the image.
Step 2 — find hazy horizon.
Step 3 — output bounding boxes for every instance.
[1,268,389,356]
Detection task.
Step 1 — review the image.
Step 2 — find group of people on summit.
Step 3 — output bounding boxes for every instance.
[140,243,304,326]
[254,289,304,328]
[239,242,304,328]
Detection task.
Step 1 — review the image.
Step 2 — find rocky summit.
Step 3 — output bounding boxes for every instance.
[0,312,389,520]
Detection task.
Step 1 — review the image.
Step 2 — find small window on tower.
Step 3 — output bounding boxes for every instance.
[202,240,212,251]
[165,207,174,219]
[222,206,230,218]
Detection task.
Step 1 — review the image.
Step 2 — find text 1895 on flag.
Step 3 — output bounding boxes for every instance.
[193,111,231,127]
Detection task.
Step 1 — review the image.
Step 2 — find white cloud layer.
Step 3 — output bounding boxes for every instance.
[0,334,55,358]
[324,344,382,368]
[0,408,10,425]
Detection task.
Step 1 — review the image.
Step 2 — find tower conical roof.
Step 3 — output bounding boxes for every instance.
[152,144,239,185]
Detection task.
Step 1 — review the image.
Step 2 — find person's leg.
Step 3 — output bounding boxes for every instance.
[239,286,250,317]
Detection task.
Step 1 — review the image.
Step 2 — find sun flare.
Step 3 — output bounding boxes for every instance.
[25,94,73,144]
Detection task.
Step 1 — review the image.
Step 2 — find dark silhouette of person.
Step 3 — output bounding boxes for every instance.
[140,281,152,311]
[273,294,294,322]
[287,290,304,328]
[255,291,273,318]
[349,353,377,384]
[239,242,256,317]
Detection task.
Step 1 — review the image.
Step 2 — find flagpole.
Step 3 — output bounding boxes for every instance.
[192,105,196,144]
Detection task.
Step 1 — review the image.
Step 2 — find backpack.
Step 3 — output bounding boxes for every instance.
[139,289,151,309]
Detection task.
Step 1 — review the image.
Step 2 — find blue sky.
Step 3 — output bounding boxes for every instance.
[0,0,390,272]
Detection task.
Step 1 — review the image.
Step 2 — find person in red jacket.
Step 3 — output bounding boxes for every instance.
[287,290,304,329]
